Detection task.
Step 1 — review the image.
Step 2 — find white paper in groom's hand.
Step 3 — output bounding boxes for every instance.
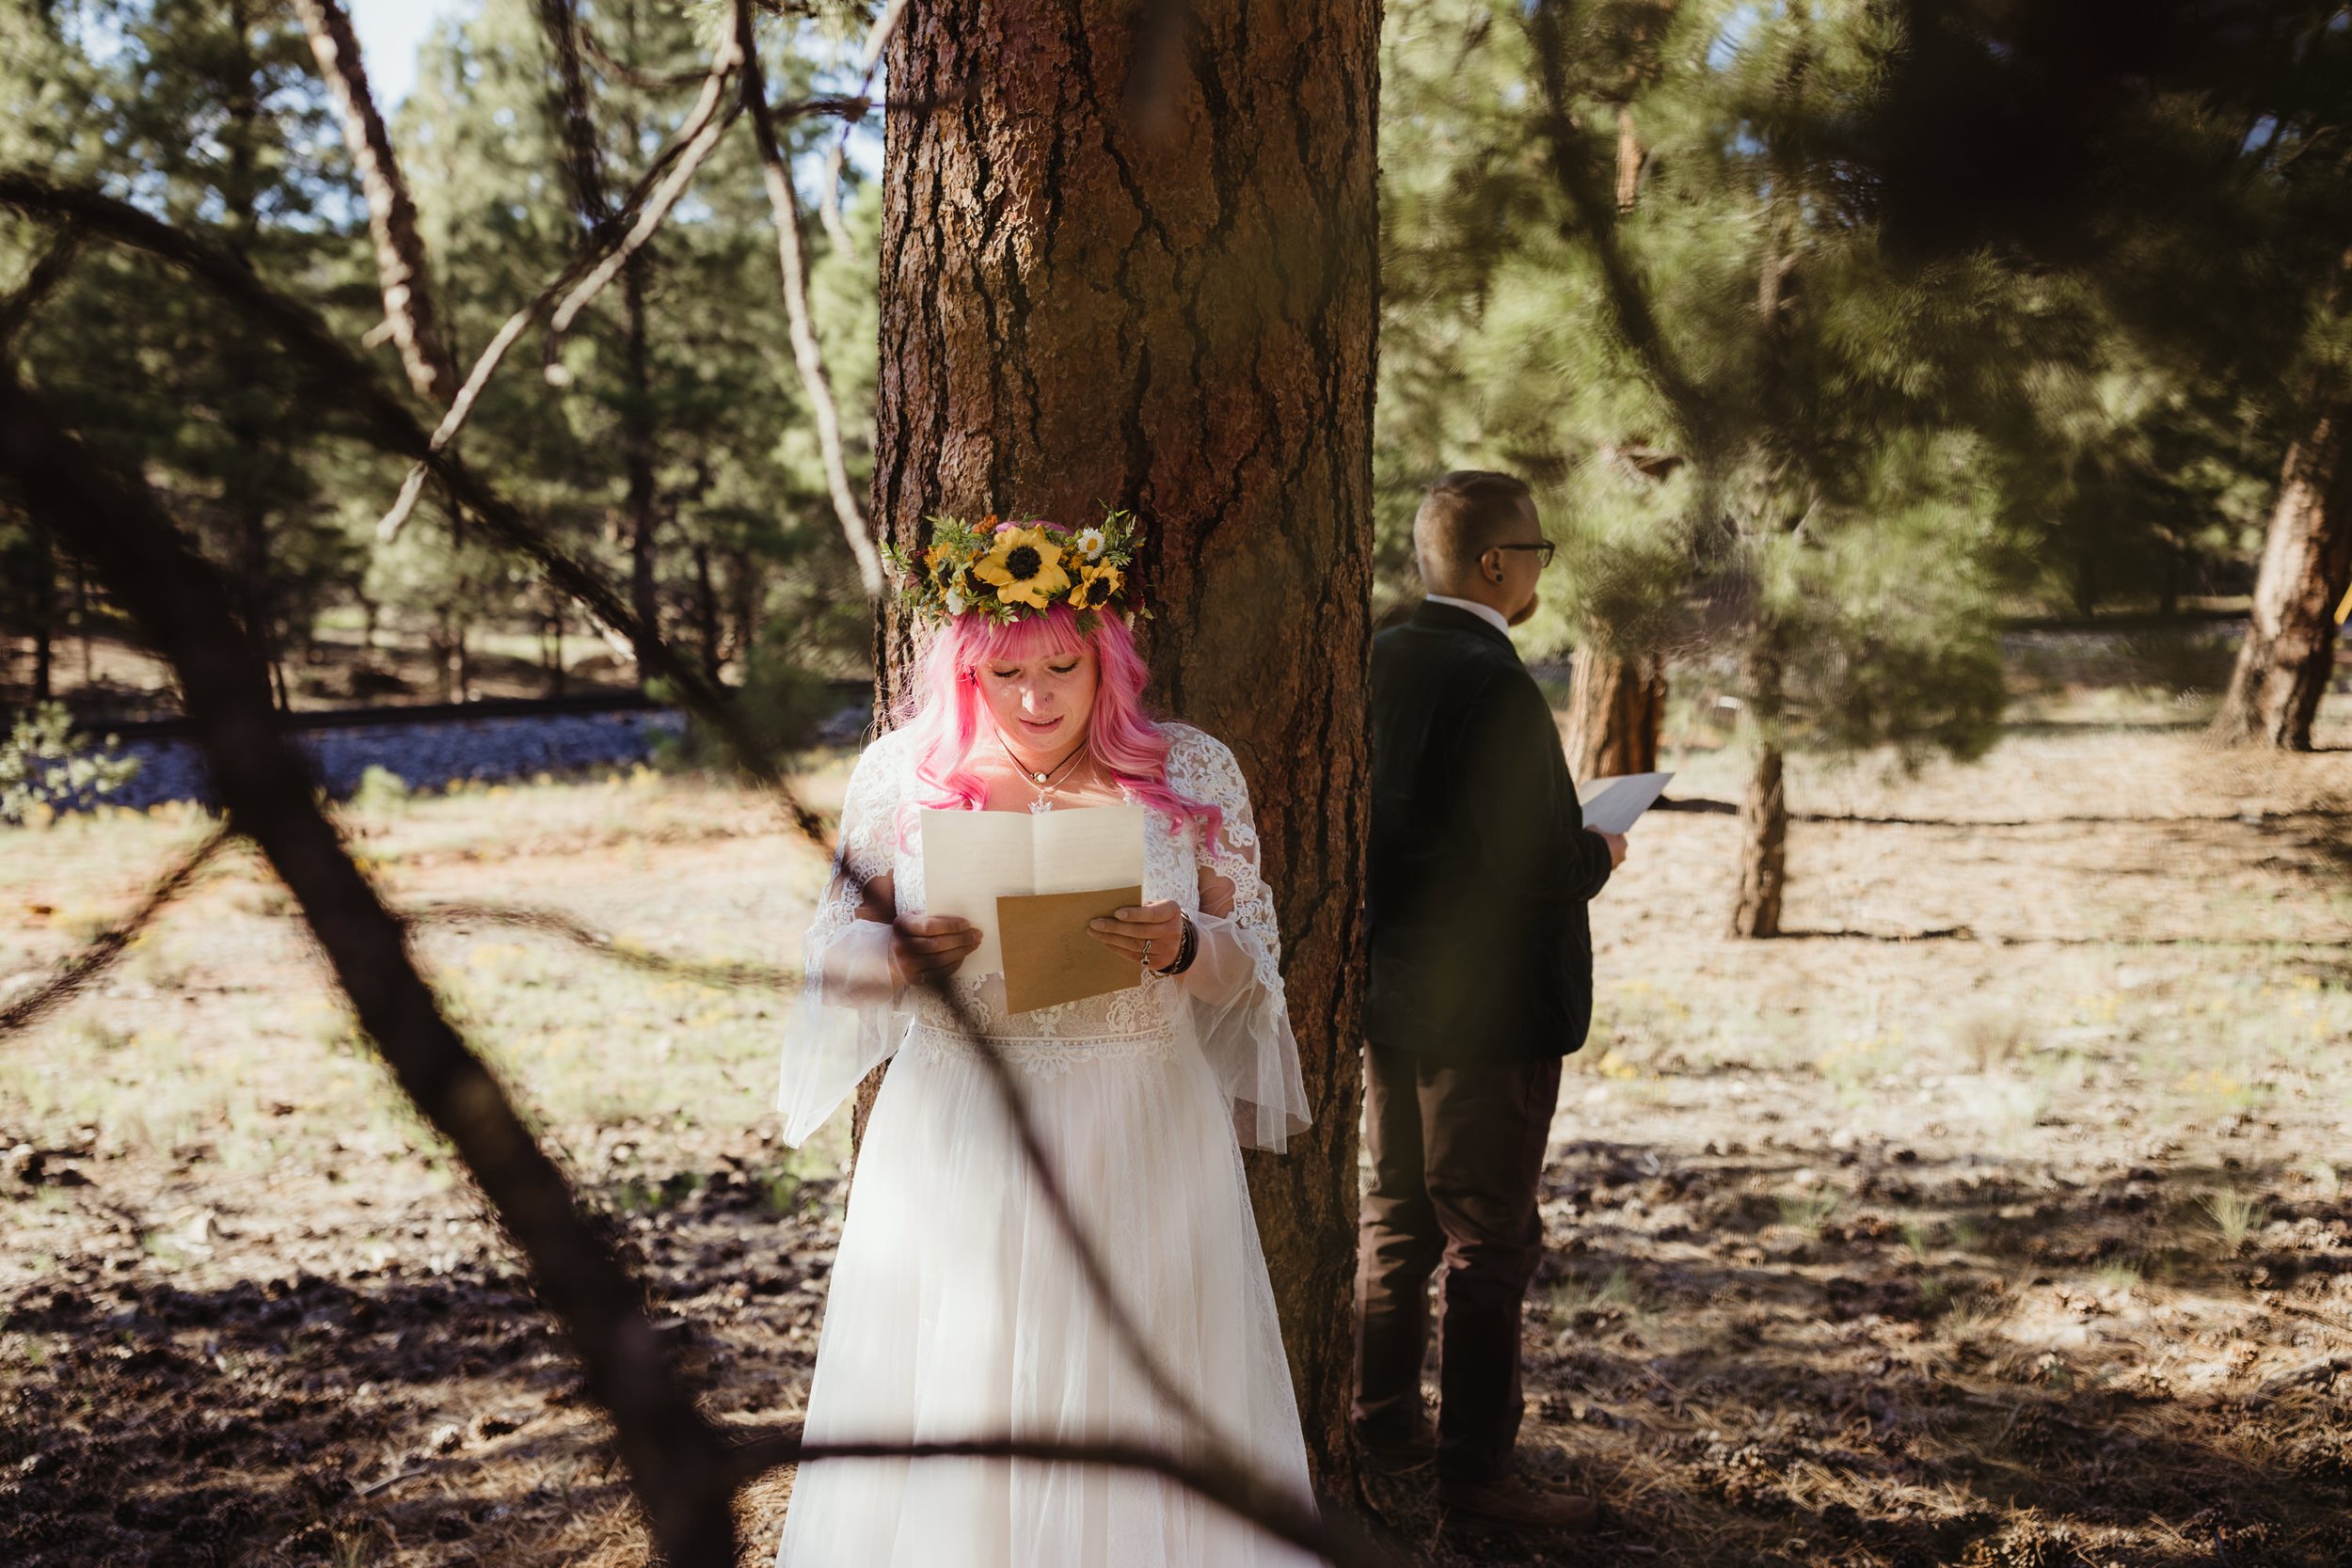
[920,804,1148,977]
[1577,771,1676,835]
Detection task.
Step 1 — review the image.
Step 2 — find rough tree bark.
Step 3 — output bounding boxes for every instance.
[2212,402,2352,750]
[870,0,1380,1487]
[1564,647,1663,779]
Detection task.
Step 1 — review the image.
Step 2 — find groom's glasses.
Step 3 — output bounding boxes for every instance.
[1492,539,1556,569]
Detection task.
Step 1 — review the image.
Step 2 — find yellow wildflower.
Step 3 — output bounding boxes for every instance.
[1069,561,1123,611]
[974,525,1071,610]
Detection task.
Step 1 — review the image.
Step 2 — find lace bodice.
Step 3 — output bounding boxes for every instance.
[780,722,1308,1150]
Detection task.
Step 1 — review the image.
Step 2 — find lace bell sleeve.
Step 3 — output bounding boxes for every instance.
[775,736,911,1147]
[1170,729,1311,1153]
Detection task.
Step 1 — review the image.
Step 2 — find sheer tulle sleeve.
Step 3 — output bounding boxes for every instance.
[1168,728,1311,1152]
[776,734,913,1147]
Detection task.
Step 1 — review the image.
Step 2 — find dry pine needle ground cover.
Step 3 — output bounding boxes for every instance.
[3,708,2350,1567]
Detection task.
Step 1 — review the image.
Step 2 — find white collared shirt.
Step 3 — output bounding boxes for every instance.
[1423,594,1514,641]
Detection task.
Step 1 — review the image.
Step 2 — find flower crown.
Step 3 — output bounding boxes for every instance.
[883,509,1142,626]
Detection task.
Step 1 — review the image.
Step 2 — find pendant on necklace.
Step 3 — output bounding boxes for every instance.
[1029,798,1053,815]
[1033,771,1049,784]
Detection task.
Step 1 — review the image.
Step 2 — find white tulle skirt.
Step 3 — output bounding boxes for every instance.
[774,1024,1321,1568]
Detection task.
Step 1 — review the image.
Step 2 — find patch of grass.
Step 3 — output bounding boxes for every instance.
[1812,1033,1900,1104]
[1952,1005,2030,1072]
[1778,1190,1840,1235]
[1899,1218,1934,1265]
[1935,1280,2010,1339]
[2201,1189,2265,1255]
[2092,1258,2142,1292]
[2294,1155,2344,1199]
[1548,1266,1652,1330]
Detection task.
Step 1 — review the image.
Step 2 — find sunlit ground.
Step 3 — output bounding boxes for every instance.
[5,698,2350,1566]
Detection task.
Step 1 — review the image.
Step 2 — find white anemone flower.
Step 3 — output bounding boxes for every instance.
[944,589,968,616]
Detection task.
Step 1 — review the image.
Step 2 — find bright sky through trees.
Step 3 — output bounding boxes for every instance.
[347,0,466,106]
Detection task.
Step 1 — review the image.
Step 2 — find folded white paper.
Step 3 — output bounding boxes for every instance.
[920,804,1148,976]
[1576,770,1676,835]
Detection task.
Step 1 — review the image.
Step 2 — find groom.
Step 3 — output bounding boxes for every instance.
[1354,470,1626,1531]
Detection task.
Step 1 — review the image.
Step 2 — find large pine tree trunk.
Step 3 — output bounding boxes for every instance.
[2213,403,2352,750]
[871,0,1379,1487]
[1564,645,1663,779]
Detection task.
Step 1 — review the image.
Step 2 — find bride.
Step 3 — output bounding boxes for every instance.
[772,512,1318,1567]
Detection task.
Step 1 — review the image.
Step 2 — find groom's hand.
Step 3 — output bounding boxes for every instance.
[1088,900,1186,967]
[1597,831,1629,869]
[890,913,980,986]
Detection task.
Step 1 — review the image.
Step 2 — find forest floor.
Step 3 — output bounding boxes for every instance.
[4,697,2351,1567]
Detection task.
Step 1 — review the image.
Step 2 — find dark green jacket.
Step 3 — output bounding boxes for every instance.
[1366,600,1613,1061]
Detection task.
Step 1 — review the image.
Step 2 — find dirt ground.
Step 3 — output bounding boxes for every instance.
[4,705,2351,1567]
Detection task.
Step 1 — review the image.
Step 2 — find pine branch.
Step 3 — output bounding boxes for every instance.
[816,0,911,246]
[293,0,459,403]
[1524,0,1714,454]
[548,28,744,340]
[536,0,617,229]
[0,171,795,800]
[719,1427,1373,1564]
[578,15,721,92]
[735,0,886,597]
[0,229,84,356]
[0,824,229,1038]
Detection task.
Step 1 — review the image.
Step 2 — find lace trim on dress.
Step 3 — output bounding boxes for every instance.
[776,721,1310,1150]
[901,1022,1180,1077]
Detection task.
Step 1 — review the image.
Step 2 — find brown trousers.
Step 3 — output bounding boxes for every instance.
[1351,1042,1561,1483]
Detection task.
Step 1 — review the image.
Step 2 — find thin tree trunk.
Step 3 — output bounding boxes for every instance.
[727,544,756,670]
[293,0,458,402]
[692,541,721,681]
[622,257,662,670]
[432,608,456,704]
[2212,403,2352,749]
[1730,649,1788,938]
[1564,645,1663,779]
[873,0,1378,1488]
[73,562,90,684]
[1731,741,1786,939]
[28,509,53,703]
[1614,103,1643,211]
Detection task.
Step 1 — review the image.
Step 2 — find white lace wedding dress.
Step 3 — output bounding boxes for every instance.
[773,722,1318,1568]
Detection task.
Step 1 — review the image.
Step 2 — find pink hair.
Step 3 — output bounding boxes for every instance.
[893,604,1223,847]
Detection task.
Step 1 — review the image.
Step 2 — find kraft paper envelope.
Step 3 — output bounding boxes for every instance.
[997,884,1144,1014]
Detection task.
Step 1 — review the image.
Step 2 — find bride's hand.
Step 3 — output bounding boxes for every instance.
[1088,900,1186,970]
[889,914,980,987]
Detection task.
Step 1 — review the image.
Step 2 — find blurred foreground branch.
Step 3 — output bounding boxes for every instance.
[0,824,230,1038]
[0,195,1357,1560]
[0,368,747,1567]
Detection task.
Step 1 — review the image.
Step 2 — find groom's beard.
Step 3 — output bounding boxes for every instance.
[1508,590,1539,627]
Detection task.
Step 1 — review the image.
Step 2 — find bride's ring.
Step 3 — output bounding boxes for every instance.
[1143,937,1154,965]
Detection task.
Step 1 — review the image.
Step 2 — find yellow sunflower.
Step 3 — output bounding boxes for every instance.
[1069,562,1123,611]
[973,525,1072,610]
